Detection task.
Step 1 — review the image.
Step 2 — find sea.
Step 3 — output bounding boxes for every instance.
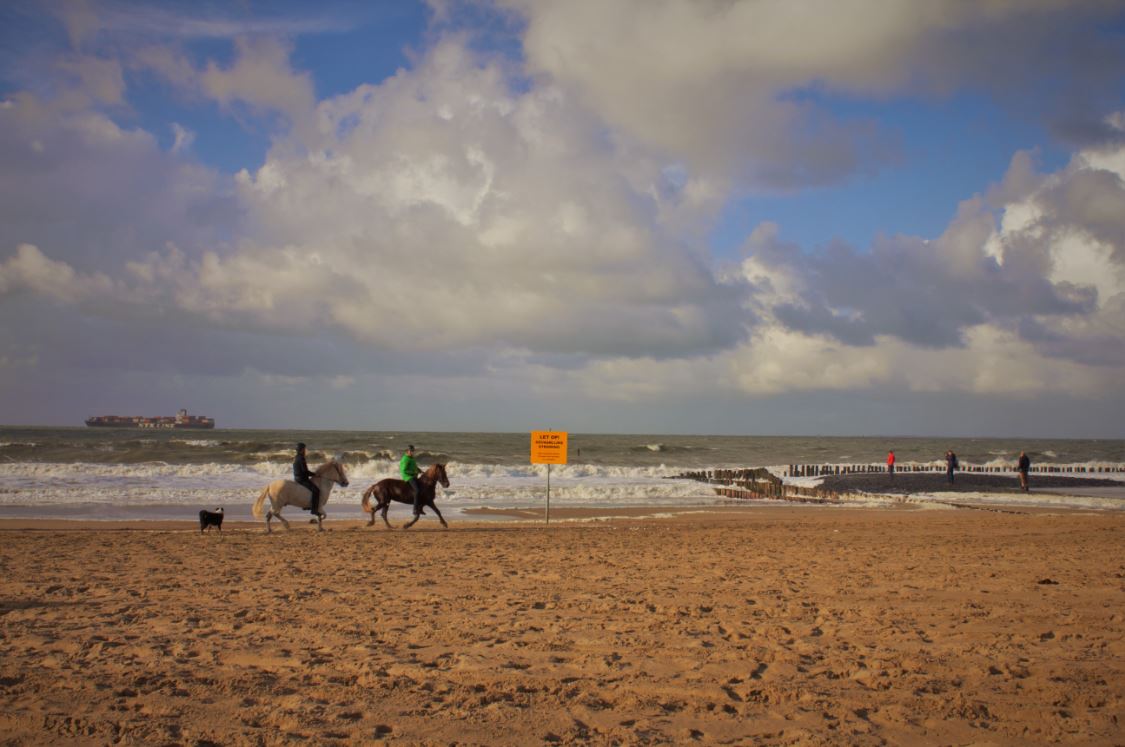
[2,427,1124,522]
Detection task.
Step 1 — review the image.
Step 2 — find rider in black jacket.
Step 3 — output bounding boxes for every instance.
[293,442,320,514]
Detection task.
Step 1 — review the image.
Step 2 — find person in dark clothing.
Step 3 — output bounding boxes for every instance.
[293,442,321,514]
[945,450,958,485]
[1017,451,1031,493]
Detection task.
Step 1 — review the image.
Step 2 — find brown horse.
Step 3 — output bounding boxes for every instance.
[361,463,450,529]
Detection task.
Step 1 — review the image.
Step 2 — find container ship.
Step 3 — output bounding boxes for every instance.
[85,408,215,429]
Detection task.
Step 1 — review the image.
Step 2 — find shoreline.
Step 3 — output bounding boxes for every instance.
[1,472,1122,528]
[0,505,848,531]
[816,471,1123,493]
[0,496,1113,532]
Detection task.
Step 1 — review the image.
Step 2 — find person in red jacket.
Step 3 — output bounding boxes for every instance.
[887,450,896,477]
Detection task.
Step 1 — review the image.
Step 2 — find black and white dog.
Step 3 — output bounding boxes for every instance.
[199,507,224,534]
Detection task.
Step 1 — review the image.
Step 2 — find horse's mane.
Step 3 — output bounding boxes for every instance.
[313,461,338,476]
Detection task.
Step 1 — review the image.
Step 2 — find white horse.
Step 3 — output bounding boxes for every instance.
[252,459,349,533]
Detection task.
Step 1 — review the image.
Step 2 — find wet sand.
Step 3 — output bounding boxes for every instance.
[818,471,1124,497]
[0,508,1122,745]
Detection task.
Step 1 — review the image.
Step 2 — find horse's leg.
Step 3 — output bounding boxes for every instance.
[265,509,273,534]
[380,500,394,530]
[403,510,420,529]
[428,501,448,529]
[276,506,291,530]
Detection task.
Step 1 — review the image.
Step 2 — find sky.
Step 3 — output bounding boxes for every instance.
[1,0,1125,437]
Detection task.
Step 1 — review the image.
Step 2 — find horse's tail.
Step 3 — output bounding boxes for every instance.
[361,483,378,514]
[252,485,271,518]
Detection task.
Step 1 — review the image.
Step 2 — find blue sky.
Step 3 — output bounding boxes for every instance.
[712,92,1073,255]
[1,0,1124,435]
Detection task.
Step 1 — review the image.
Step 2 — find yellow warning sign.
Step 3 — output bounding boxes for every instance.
[530,431,568,465]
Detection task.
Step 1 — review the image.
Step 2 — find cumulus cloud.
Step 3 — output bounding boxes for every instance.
[740,136,1125,364]
[199,37,317,132]
[0,90,238,273]
[532,120,1125,406]
[1,33,749,364]
[743,199,1098,350]
[499,0,1125,189]
[136,38,749,357]
[1,2,1124,431]
[0,244,114,301]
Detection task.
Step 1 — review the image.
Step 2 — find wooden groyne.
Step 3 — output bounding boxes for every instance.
[673,467,849,504]
[673,463,1125,505]
[783,462,1125,477]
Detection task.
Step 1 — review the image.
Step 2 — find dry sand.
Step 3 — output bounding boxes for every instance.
[0,507,1122,745]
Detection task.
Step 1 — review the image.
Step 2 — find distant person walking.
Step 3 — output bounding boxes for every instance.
[945,450,958,485]
[400,444,423,518]
[1017,451,1031,493]
[887,450,896,477]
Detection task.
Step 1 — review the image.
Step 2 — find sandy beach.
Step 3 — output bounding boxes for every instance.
[1,507,1122,745]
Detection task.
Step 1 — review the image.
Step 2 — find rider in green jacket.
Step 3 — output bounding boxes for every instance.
[400,445,422,516]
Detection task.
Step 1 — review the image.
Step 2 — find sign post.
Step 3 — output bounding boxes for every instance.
[530,430,568,525]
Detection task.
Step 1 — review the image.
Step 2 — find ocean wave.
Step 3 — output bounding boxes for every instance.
[4,459,1123,484]
[632,443,696,454]
[0,459,712,508]
[2,451,1123,516]
[905,491,1125,512]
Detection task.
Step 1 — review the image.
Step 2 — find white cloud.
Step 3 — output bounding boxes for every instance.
[55,54,125,105]
[0,244,115,302]
[169,123,194,153]
[0,90,237,273]
[164,38,749,356]
[200,37,317,131]
[499,0,1125,188]
[1,5,1123,432]
[735,136,1125,360]
[2,34,747,361]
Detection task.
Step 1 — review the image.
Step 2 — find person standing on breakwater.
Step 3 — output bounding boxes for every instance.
[400,444,423,518]
[294,442,320,514]
[945,450,959,485]
[887,450,896,477]
[1017,451,1031,493]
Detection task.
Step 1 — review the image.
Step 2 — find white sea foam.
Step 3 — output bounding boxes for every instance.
[0,460,715,511]
[1,457,1122,517]
[905,491,1125,512]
